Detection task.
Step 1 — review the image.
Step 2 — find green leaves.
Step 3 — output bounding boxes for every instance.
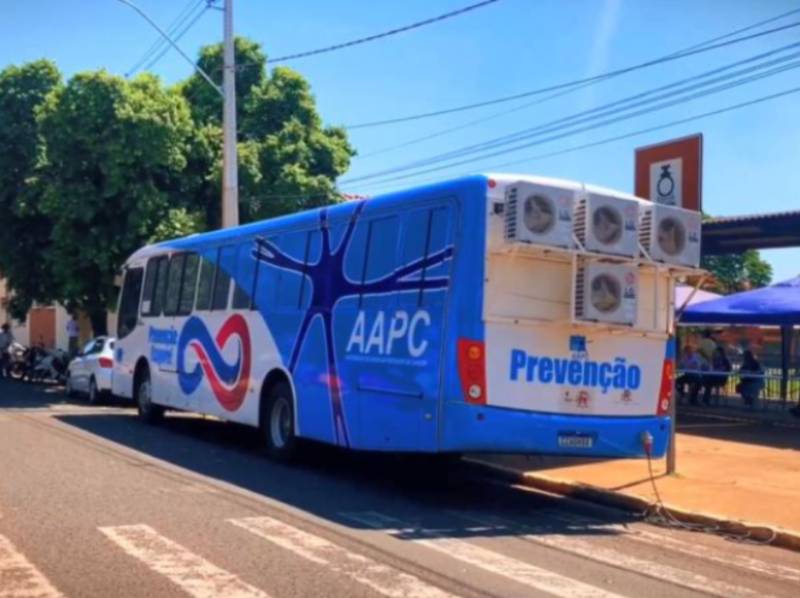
[0,37,352,333]
[702,249,773,294]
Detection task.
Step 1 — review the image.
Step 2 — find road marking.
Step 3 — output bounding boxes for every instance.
[340,511,624,598]
[0,533,62,598]
[449,510,769,598]
[99,524,268,598]
[229,516,457,598]
[542,510,800,584]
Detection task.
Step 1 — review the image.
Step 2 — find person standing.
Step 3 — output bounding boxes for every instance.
[738,350,764,407]
[0,323,14,379]
[698,330,718,364]
[66,314,80,358]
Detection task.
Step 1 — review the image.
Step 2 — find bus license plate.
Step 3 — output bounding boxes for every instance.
[557,433,594,449]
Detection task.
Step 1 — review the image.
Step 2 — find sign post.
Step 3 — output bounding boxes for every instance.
[635,134,703,475]
[635,134,703,211]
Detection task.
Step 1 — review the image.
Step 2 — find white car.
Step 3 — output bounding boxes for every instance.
[65,337,116,403]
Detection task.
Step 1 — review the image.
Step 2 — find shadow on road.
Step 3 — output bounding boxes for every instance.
[0,379,131,410]
[54,409,637,540]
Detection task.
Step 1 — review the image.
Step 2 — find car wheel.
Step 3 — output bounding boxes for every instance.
[262,381,297,461]
[88,377,100,405]
[135,367,163,424]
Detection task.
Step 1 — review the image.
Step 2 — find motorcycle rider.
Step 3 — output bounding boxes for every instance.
[0,323,14,379]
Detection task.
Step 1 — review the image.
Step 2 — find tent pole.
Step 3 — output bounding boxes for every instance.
[781,325,791,406]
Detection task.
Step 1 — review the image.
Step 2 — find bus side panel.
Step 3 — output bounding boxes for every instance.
[439,177,490,449]
[332,200,456,452]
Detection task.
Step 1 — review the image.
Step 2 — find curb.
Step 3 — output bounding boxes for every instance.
[464,458,800,553]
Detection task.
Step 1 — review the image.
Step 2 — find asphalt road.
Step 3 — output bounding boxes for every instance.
[1,379,799,598]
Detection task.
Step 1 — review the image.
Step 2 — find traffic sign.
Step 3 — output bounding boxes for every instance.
[635,134,703,211]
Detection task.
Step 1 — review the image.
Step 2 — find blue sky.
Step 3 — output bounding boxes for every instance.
[2,0,799,281]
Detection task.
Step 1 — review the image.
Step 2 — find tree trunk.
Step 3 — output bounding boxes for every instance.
[88,308,108,337]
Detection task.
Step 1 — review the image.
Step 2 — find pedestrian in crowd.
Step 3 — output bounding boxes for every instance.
[702,345,732,405]
[698,329,717,364]
[737,349,764,407]
[677,345,707,404]
[66,314,80,358]
[0,323,14,379]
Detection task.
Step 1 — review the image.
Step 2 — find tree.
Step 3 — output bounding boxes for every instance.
[0,60,61,320]
[35,71,196,334]
[701,250,773,294]
[179,38,354,225]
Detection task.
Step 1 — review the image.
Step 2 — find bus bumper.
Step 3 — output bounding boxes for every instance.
[440,403,670,458]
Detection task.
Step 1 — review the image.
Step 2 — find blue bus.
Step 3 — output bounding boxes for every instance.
[112,174,681,460]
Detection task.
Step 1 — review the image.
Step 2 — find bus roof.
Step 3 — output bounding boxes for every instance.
[124,173,648,265]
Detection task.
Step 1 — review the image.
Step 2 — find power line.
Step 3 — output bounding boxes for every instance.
[343,58,800,187]
[139,2,211,73]
[345,20,800,129]
[255,0,502,65]
[345,85,800,195]
[345,42,800,182]
[355,6,800,159]
[125,0,205,77]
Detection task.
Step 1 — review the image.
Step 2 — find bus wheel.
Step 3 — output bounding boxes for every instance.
[263,381,296,461]
[135,367,163,424]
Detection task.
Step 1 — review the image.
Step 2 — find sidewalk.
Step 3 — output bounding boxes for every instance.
[475,412,800,538]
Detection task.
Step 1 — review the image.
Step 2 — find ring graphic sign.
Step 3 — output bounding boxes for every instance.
[635,134,702,211]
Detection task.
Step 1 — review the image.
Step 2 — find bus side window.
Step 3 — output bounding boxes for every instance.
[118,267,143,339]
[273,233,304,310]
[178,253,200,315]
[144,256,169,317]
[140,256,160,316]
[232,244,253,310]
[163,253,186,316]
[195,256,216,311]
[401,205,453,307]
[212,247,232,310]
[359,216,399,307]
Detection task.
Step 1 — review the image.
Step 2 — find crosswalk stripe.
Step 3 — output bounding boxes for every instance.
[341,511,624,598]
[543,510,800,584]
[0,533,62,598]
[229,516,458,598]
[449,510,769,598]
[99,524,268,598]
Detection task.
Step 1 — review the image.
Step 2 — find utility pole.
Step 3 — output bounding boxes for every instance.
[221,0,239,228]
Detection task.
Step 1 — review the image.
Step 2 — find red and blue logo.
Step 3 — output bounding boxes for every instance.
[177,314,252,411]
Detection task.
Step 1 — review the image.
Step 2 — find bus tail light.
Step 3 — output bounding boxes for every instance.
[98,357,114,369]
[458,338,487,405]
[656,356,674,416]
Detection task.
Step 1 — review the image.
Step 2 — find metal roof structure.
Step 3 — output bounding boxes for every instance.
[702,210,800,255]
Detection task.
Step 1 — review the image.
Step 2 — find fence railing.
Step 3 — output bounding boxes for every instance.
[677,367,800,408]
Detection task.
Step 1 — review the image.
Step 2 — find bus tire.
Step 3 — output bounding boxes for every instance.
[262,381,297,461]
[135,365,163,424]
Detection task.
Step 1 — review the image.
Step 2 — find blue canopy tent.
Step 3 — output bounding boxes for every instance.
[681,276,800,402]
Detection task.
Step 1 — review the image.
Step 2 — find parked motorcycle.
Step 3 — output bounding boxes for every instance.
[28,348,70,384]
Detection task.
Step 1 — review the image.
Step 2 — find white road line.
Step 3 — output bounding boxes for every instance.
[341,511,625,598]
[543,510,800,584]
[229,516,457,598]
[449,510,769,598]
[0,533,62,598]
[99,524,268,598]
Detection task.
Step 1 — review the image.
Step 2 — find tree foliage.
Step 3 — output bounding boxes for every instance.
[34,71,195,334]
[0,60,62,319]
[701,250,773,294]
[0,38,353,334]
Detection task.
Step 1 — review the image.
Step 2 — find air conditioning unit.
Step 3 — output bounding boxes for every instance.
[504,181,575,250]
[575,263,638,325]
[574,193,639,257]
[639,203,701,267]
